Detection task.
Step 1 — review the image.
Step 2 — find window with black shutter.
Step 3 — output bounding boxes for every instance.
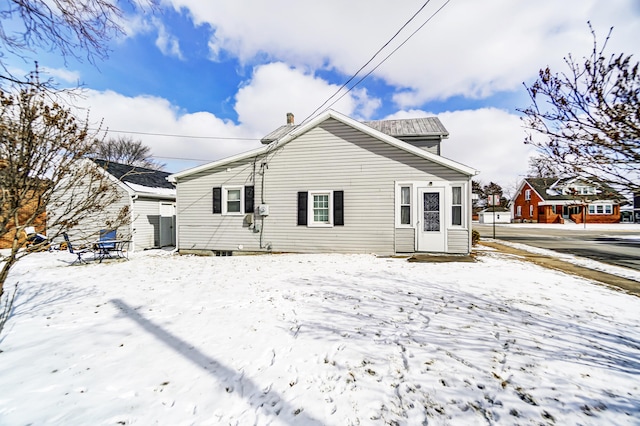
[297,192,308,225]
[245,186,254,213]
[334,190,344,226]
[212,187,222,214]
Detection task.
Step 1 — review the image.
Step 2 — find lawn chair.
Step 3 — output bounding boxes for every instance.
[95,229,122,263]
[62,232,95,265]
[99,229,117,249]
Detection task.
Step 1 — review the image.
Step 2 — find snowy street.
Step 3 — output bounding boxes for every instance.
[0,248,638,425]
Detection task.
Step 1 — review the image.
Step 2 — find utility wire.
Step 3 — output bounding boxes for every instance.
[102,128,259,141]
[323,0,451,113]
[303,0,452,123]
[301,0,434,124]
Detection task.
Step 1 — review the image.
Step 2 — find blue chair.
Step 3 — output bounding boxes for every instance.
[99,229,117,249]
[62,233,94,265]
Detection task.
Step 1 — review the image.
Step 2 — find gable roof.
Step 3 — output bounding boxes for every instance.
[261,116,449,144]
[92,159,175,196]
[520,177,624,202]
[362,117,449,139]
[170,110,477,181]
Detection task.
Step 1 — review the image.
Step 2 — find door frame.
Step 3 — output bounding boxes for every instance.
[416,186,446,252]
[159,202,176,247]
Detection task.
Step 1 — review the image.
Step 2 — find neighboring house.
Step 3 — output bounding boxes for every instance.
[169,110,478,255]
[478,206,511,224]
[50,159,176,251]
[512,177,624,224]
[0,189,47,249]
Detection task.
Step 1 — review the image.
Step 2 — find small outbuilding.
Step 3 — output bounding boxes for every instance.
[478,207,511,224]
[49,159,176,251]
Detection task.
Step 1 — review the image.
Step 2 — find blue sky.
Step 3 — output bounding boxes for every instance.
[6,0,640,192]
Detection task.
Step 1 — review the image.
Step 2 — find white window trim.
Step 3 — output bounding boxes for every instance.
[588,203,613,215]
[308,190,334,227]
[451,186,463,227]
[524,189,531,201]
[529,205,534,217]
[222,186,244,215]
[516,205,522,217]
[396,184,413,227]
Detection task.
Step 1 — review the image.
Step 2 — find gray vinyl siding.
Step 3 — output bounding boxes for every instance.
[447,228,469,254]
[394,228,415,253]
[48,177,132,246]
[176,118,470,254]
[397,138,440,155]
[132,197,170,250]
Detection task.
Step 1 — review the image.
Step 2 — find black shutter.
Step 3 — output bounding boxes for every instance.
[245,186,254,213]
[334,190,344,226]
[297,192,308,226]
[212,187,222,214]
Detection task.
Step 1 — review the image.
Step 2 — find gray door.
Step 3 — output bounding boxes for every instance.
[159,203,175,246]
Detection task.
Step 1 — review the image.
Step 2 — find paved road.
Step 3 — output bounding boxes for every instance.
[473,223,640,271]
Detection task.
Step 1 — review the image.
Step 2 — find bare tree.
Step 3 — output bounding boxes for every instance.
[92,136,165,170]
[0,0,155,83]
[0,76,129,330]
[526,155,563,179]
[520,24,640,194]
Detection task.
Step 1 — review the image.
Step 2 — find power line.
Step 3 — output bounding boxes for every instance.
[301,0,434,124]
[323,0,452,113]
[303,0,452,123]
[101,128,259,141]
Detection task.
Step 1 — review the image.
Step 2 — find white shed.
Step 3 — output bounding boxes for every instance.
[479,207,511,224]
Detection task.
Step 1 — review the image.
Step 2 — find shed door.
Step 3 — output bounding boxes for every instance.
[417,188,446,252]
[159,203,176,247]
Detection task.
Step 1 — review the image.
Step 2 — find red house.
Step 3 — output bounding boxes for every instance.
[512,177,624,224]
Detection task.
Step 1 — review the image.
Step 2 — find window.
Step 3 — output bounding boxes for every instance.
[451,186,462,226]
[400,186,411,225]
[297,191,344,227]
[587,203,613,215]
[212,186,254,215]
[516,205,522,217]
[524,189,531,201]
[313,193,330,223]
[529,205,534,217]
[227,188,241,213]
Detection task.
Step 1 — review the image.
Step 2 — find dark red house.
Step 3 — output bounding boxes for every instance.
[512,177,624,224]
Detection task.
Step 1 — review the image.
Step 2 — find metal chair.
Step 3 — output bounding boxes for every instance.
[62,232,94,265]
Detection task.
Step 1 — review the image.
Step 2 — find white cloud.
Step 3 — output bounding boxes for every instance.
[153,18,184,59]
[40,67,81,84]
[234,62,381,131]
[385,108,536,187]
[165,0,640,106]
[65,90,261,173]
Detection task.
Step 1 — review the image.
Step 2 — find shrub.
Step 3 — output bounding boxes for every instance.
[472,229,481,246]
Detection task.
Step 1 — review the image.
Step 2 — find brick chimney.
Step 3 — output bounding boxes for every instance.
[286,112,294,125]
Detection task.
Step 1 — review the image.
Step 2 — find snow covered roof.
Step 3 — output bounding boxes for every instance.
[93,159,176,197]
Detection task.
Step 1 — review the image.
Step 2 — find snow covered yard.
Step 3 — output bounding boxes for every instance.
[0,249,639,425]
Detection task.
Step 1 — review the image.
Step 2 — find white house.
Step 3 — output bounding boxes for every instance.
[169,110,478,255]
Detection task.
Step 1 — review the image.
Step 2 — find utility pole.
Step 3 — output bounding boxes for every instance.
[489,194,497,239]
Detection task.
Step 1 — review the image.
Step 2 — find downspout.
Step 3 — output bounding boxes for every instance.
[131,194,138,252]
